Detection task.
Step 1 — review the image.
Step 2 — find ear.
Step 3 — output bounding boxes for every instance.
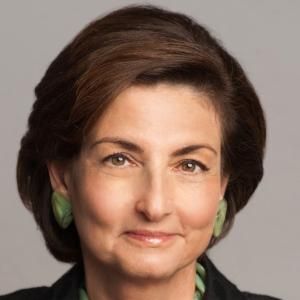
[220,175,229,199]
[47,161,71,200]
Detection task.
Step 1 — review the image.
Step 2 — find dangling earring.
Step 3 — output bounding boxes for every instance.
[213,198,227,238]
[51,191,73,229]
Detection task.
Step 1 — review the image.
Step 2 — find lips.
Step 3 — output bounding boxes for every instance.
[126,230,175,237]
[124,230,177,247]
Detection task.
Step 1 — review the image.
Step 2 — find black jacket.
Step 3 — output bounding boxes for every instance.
[0,256,281,300]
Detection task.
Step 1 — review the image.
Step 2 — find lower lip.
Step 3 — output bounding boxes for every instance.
[125,232,176,247]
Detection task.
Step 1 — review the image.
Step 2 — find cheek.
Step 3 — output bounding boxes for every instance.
[176,178,220,229]
[70,171,134,229]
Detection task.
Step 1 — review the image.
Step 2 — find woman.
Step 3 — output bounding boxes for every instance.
[1,5,280,300]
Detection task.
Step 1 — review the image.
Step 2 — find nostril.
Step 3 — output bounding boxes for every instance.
[134,169,173,221]
[134,192,173,222]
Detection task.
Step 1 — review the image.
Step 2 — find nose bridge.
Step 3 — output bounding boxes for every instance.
[136,162,173,221]
[148,156,165,183]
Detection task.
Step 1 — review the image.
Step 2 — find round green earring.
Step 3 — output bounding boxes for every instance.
[51,191,73,229]
[213,198,227,238]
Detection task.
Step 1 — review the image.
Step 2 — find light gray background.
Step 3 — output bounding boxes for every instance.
[0,1,299,299]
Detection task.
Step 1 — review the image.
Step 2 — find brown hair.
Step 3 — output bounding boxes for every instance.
[17,5,266,263]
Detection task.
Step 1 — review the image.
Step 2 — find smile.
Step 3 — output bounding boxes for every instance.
[124,230,177,247]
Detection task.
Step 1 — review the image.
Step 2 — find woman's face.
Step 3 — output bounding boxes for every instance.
[63,83,227,280]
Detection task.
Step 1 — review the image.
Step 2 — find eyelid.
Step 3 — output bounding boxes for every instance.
[102,153,209,174]
[176,159,209,175]
[102,152,134,167]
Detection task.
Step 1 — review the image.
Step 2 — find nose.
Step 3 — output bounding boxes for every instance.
[135,168,173,222]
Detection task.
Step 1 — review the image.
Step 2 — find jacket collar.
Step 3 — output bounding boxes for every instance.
[200,254,246,300]
[49,262,83,300]
[49,255,246,300]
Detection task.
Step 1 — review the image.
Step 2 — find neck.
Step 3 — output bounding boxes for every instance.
[82,257,197,300]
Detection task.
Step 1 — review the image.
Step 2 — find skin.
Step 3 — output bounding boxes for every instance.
[48,83,228,300]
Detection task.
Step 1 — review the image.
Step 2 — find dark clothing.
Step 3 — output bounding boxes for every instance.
[0,256,281,300]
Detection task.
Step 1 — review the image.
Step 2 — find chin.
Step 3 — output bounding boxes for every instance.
[115,249,188,281]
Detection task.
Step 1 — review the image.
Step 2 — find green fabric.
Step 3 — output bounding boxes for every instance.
[78,288,89,300]
[78,262,206,300]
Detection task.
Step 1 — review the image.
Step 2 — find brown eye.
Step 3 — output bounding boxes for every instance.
[102,153,130,167]
[111,155,126,166]
[182,161,196,172]
[180,160,209,174]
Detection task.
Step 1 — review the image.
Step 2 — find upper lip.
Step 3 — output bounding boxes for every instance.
[125,230,177,237]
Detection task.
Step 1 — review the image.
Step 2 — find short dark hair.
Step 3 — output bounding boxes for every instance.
[17,5,266,263]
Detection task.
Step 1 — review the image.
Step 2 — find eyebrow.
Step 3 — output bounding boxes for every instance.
[89,136,217,156]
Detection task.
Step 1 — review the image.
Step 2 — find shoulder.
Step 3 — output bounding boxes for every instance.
[201,255,282,300]
[0,287,50,300]
[0,263,83,300]
[243,292,281,300]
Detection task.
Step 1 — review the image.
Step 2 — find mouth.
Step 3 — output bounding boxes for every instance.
[124,230,178,247]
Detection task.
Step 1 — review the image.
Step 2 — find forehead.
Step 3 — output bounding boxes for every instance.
[86,83,221,153]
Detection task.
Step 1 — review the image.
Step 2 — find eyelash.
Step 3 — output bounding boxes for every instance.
[101,152,209,175]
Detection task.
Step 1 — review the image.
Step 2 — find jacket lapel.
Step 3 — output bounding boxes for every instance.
[49,263,83,300]
[201,255,246,300]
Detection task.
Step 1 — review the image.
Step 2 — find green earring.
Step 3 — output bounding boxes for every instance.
[213,198,227,238]
[51,191,73,229]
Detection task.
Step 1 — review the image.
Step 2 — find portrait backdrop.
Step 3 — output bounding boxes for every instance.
[0,1,299,299]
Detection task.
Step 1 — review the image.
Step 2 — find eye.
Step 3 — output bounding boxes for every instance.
[179,159,209,175]
[102,153,132,167]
